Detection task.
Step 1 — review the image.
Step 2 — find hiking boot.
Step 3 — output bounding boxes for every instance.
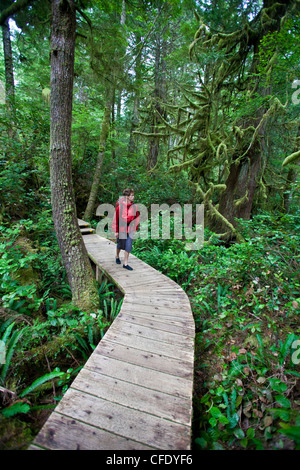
[123,264,133,271]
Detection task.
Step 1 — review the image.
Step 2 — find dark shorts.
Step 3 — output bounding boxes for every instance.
[117,235,133,252]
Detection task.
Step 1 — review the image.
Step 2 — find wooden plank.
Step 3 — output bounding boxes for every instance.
[91,339,194,378]
[80,228,95,234]
[78,218,91,227]
[71,368,192,426]
[105,328,194,363]
[84,354,193,399]
[126,278,179,293]
[108,317,194,348]
[87,251,116,260]
[126,289,184,298]
[32,412,153,450]
[118,311,195,333]
[123,270,177,283]
[53,389,191,450]
[126,299,192,312]
[117,312,194,336]
[121,298,191,313]
[122,298,192,315]
[119,301,195,330]
[127,283,181,292]
[117,270,179,282]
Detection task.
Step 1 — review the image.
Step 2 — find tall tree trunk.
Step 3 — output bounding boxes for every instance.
[283,167,297,213]
[148,32,167,170]
[83,94,112,220]
[111,87,116,160]
[128,33,141,157]
[217,140,264,227]
[128,93,140,157]
[50,0,98,311]
[2,19,15,110]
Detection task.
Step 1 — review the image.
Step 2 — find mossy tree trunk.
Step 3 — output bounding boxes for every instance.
[216,1,288,231]
[50,0,99,312]
[217,143,264,228]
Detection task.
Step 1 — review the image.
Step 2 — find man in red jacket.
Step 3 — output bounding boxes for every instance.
[112,188,139,271]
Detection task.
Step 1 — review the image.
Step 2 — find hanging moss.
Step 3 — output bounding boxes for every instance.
[282,149,300,167]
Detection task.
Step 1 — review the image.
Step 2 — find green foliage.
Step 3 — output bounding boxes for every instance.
[134,211,300,450]
[0,323,25,382]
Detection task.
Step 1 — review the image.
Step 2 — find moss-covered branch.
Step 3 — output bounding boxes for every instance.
[282,149,300,167]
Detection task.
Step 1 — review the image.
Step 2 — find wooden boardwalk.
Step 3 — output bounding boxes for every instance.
[29,220,195,450]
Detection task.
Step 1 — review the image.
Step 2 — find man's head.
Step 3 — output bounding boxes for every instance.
[123,188,134,202]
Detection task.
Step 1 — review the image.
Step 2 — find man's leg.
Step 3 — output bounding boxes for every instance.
[123,236,133,270]
[124,250,129,266]
[116,239,121,264]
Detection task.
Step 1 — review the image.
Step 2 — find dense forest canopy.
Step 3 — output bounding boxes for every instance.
[1,0,299,228]
[0,0,299,451]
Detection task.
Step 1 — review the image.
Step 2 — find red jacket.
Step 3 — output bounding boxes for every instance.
[112,197,139,235]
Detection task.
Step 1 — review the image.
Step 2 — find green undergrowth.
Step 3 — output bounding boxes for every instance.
[0,214,123,449]
[133,211,300,450]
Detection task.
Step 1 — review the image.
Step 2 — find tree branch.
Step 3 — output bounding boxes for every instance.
[0,0,34,26]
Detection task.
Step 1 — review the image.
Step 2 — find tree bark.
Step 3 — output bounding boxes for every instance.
[128,33,142,157]
[83,94,112,220]
[148,33,167,171]
[1,19,15,109]
[217,143,263,227]
[50,0,98,311]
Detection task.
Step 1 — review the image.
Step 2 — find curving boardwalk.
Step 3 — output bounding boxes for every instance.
[29,221,195,450]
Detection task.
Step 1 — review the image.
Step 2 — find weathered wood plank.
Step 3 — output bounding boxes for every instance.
[71,368,192,426]
[52,389,191,450]
[80,228,95,234]
[121,299,192,315]
[108,317,194,349]
[32,412,153,450]
[78,218,91,227]
[122,298,193,316]
[27,445,45,450]
[117,312,194,335]
[105,328,194,363]
[91,339,194,377]
[84,355,193,399]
